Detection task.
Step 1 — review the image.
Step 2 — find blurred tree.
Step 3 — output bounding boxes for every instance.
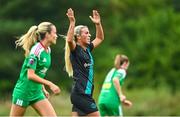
[0,0,179,97]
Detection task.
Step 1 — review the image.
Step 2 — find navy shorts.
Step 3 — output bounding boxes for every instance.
[71,93,98,116]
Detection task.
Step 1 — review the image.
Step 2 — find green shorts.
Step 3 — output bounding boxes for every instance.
[12,94,45,107]
[98,102,121,116]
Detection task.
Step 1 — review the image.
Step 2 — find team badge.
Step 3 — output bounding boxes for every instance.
[29,58,35,65]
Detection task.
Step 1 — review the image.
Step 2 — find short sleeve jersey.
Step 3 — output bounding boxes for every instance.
[13,42,51,100]
[70,43,94,95]
[98,68,126,105]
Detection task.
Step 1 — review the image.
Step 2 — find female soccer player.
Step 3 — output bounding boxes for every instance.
[64,8,104,116]
[98,54,132,116]
[10,22,60,116]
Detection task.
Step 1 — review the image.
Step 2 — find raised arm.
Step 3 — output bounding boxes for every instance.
[89,10,104,48]
[66,8,76,51]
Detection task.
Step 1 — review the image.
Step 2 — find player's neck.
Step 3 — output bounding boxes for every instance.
[40,40,49,52]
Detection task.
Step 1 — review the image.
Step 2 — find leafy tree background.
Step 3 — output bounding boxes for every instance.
[0,0,179,115]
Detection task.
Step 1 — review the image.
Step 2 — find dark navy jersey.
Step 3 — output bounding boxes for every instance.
[70,43,94,95]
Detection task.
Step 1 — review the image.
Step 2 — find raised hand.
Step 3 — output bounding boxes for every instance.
[66,8,75,23]
[89,10,101,24]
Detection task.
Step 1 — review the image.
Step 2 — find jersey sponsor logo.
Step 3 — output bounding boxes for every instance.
[84,63,92,68]
[102,83,111,89]
[16,99,23,106]
[40,67,48,74]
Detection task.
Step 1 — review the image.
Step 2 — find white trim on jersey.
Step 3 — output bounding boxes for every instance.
[30,43,44,59]
[117,69,126,79]
[48,47,51,53]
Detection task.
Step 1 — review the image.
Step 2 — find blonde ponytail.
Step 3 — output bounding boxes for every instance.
[15,26,38,57]
[65,40,73,77]
[64,25,87,77]
[114,54,121,69]
[15,22,54,57]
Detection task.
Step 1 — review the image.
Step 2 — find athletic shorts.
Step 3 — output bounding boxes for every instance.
[12,94,45,107]
[71,93,98,116]
[98,102,122,116]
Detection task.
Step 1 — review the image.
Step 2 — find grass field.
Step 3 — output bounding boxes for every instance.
[0,91,71,116]
[123,87,180,116]
[0,88,180,116]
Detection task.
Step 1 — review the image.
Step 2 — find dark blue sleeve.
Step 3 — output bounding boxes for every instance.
[71,44,79,55]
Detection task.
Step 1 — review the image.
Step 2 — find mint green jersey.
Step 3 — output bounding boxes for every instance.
[13,42,51,100]
[98,68,126,106]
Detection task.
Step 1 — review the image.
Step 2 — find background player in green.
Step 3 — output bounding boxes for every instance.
[98,54,132,116]
[10,22,61,116]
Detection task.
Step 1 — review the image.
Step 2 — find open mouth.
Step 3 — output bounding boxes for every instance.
[87,37,90,41]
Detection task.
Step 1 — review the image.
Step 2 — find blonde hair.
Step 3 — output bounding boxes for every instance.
[64,25,87,77]
[74,25,86,38]
[114,54,129,69]
[65,40,73,77]
[15,22,54,56]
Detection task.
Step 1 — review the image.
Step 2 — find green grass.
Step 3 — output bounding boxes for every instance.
[1,88,180,116]
[123,87,180,116]
[0,91,71,116]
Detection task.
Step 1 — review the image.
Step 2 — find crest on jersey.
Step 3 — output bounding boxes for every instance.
[29,58,35,65]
